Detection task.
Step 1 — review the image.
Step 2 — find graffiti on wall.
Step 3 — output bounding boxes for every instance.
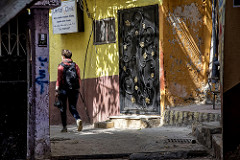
[26,8,51,159]
[35,57,49,94]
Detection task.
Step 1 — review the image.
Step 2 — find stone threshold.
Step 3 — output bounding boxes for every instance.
[109,115,161,120]
[94,105,221,129]
[94,115,161,129]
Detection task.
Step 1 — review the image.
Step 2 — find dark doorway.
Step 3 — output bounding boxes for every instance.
[0,11,29,159]
[118,5,160,115]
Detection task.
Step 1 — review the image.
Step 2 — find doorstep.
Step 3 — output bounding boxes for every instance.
[94,115,161,129]
[110,115,161,129]
[94,105,221,129]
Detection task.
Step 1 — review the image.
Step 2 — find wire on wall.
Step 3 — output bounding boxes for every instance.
[78,0,100,122]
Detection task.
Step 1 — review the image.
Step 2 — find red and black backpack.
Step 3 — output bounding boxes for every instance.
[60,62,80,90]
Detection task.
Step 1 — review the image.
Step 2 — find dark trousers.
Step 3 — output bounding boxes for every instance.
[58,89,80,127]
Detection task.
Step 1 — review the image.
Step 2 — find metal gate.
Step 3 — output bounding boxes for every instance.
[118,5,160,114]
[0,12,29,159]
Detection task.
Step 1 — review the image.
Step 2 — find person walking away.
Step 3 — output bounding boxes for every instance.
[55,49,82,132]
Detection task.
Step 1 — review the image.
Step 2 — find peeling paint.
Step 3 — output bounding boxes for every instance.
[163,0,212,106]
[174,3,202,26]
[170,83,188,98]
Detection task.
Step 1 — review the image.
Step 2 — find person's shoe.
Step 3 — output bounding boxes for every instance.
[76,119,82,131]
[61,126,67,132]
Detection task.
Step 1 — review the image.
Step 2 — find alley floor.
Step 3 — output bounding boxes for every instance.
[50,125,215,159]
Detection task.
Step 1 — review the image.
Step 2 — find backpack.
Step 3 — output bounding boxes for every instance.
[60,62,80,90]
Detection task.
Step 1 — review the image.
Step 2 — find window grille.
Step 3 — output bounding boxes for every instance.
[233,0,240,7]
[0,14,28,82]
[0,17,27,57]
[93,18,116,45]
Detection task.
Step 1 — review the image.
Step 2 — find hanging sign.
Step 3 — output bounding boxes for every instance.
[52,0,78,34]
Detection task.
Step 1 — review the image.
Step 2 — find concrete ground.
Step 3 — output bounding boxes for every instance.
[50,125,214,159]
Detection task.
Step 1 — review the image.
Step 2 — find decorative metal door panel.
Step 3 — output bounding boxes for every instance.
[118,5,160,114]
[0,12,28,159]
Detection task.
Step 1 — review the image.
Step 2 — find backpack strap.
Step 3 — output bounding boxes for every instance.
[59,62,66,68]
[60,62,75,67]
[70,62,76,67]
[70,62,78,79]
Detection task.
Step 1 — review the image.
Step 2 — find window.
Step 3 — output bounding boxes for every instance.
[93,18,116,45]
[233,0,240,7]
[0,17,27,57]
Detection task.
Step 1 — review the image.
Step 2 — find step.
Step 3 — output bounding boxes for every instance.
[94,121,114,129]
[129,150,210,160]
[51,150,210,160]
[192,121,222,149]
[110,115,161,129]
[212,134,223,160]
[163,110,221,126]
[93,115,161,129]
[94,105,221,129]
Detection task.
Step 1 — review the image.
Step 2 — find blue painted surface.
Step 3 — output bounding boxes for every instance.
[35,57,49,94]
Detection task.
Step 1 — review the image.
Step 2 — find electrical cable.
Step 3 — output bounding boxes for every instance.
[78,0,97,123]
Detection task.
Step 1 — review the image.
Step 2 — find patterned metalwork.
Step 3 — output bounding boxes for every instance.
[145,97,150,104]
[33,0,61,8]
[0,21,27,56]
[143,52,147,59]
[140,42,144,48]
[135,30,139,36]
[131,97,136,103]
[142,23,146,29]
[151,73,154,78]
[119,5,160,114]
[125,20,131,26]
[123,66,126,71]
[0,16,27,81]
[151,51,155,56]
[0,11,28,158]
[135,85,138,90]
[134,76,138,83]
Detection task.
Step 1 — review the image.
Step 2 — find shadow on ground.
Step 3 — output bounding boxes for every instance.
[51,125,209,158]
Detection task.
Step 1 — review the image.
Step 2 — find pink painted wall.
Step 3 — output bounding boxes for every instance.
[49,75,120,125]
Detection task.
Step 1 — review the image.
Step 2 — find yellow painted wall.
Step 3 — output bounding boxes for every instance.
[49,0,212,107]
[161,0,212,106]
[49,0,163,82]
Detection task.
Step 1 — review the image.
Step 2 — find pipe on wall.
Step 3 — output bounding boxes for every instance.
[211,0,219,83]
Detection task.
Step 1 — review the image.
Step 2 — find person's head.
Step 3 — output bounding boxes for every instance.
[61,49,72,59]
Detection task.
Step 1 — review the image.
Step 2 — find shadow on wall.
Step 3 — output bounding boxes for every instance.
[162,1,212,107]
[82,75,120,124]
[49,75,120,125]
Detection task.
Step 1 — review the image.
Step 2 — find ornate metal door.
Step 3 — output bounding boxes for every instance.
[0,12,29,158]
[118,5,160,114]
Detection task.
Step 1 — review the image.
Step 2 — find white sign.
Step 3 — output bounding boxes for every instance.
[52,0,78,34]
